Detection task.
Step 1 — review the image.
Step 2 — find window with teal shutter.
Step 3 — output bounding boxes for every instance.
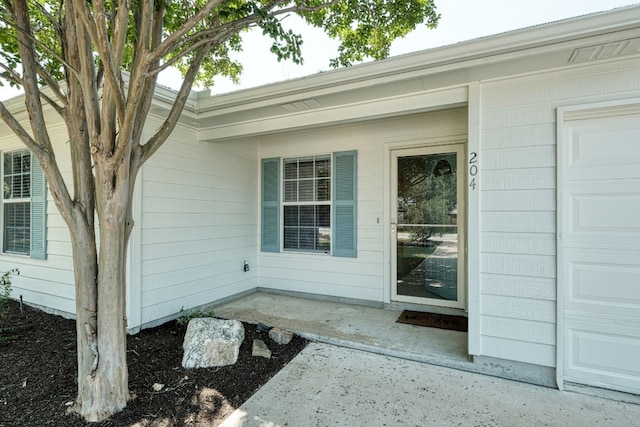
[1,150,47,259]
[261,151,357,258]
[332,151,357,258]
[261,158,280,252]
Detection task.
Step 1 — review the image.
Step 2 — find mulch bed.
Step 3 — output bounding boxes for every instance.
[0,300,308,426]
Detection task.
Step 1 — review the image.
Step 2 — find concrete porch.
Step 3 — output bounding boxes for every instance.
[212,290,554,387]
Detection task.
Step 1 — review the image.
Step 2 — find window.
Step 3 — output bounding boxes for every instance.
[1,149,47,259]
[283,156,331,252]
[261,151,357,258]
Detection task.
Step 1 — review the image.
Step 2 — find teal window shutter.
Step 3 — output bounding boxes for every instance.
[30,154,47,260]
[332,151,357,258]
[261,158,280,252]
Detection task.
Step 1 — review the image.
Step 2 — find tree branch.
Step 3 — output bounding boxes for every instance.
[148,0,226,62]
[72,0,126,123]
[137,46,208,167]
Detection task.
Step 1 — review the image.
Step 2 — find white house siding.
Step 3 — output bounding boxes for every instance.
[479,57,640,367]
[258,108,467,303]
[138,119,259,326]
[0,123,75,316]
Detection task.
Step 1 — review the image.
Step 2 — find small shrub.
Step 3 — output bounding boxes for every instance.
[176,307,216,326]
[0,268,19,341]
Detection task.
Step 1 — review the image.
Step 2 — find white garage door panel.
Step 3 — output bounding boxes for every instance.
[560,101,640,396]
[564,182,640,247]
[566,252,640,316]
[565,113,640,181]
[566,322,640,393]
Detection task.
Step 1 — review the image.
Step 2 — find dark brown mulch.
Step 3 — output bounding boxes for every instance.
[0,300,308,427]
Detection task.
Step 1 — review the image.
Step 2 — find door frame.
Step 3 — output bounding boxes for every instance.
[390,142,467,309]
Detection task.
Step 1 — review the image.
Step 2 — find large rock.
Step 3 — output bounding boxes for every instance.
[182,318,245,368]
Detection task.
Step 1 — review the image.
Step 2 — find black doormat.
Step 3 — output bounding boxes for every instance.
[397,310,468,332]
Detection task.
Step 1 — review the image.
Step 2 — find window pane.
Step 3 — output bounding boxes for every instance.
[298,180,314,201]
[4,150,31,200]
[20,174,30,198]
[299,228,315,250]
[284,160,297,180]
[318,227,330,251]
[315,157,330,178]
[284,205,299,226]
[284,227,299,250]
[317,205,330,227]
[298,157,314,179]
[3,177,12,199]
[316,178,330,201]
[299,206,315,227]
[3,154,11,174]
[284,181,297,202]
[4,203,30,254]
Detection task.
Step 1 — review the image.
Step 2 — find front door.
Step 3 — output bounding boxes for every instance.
[392,144,465,309]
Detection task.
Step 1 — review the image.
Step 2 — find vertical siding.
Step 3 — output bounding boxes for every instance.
[258,108,468,302]
[139,121,259,324]
[479,58,640,366]
[0,124,75,316]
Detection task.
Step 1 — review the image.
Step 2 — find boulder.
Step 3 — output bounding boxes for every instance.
[182,318,245,368]
[269,327,293,345]
[252,339,272,359]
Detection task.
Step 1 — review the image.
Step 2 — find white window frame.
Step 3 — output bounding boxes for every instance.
[2,149,32,256]
[282,155,332,254]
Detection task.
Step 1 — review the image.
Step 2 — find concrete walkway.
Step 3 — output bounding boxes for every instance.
[221,342,640,427]
[214,292,640,426]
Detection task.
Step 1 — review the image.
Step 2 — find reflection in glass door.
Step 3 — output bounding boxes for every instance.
[392,145,465,308]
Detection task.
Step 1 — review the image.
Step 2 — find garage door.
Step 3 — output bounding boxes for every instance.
[558,101,640,395]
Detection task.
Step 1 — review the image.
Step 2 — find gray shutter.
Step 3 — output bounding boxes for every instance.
[30,154,47,259]
[261,158,280,252]
[332,150,357,258]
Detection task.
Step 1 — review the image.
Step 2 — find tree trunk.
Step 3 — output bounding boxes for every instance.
[70,186,131,421]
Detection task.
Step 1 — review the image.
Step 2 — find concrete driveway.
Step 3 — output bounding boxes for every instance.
[221,342,640,427]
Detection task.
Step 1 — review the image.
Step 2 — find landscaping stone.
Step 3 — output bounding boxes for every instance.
[182,318,245,368]
[252,339,272,359]
[269,327,293,345]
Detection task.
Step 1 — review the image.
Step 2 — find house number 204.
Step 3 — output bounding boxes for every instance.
[469,152,478,191]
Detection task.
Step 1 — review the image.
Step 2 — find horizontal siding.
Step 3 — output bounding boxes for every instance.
[0,124,75,316]
[480,274,555,300]
[482,317,556,345]
[478,57,640,367]
[481,253,556,278]
[258,108,467,302]
[139,123,260,325]
[480,233,556,256]
[481,336,555,367]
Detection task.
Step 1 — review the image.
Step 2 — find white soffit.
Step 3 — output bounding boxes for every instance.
[569,37,640,63]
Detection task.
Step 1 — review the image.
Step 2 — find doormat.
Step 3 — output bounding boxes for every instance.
[396,310,468,332]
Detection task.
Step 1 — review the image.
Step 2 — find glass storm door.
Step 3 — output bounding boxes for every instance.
[392,145,465,308]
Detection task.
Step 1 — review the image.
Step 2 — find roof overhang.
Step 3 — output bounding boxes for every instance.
[2,5,640,142]
[190,4,640,141]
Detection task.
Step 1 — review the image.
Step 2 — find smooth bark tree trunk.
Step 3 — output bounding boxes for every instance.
[70,177,132,421]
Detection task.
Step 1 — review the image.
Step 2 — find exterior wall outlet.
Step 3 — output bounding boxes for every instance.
[243,261,250,272]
